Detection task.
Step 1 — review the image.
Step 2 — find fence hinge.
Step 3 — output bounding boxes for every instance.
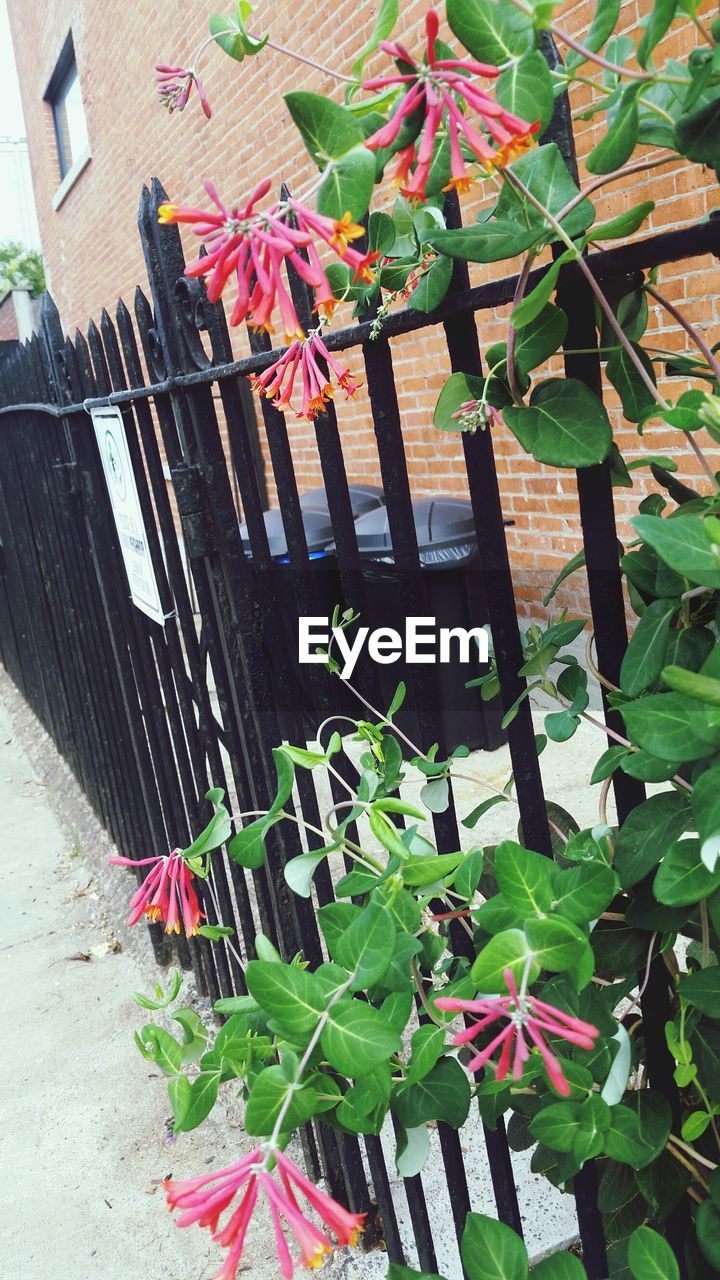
[171,463,217,559]
[52,462,81,513]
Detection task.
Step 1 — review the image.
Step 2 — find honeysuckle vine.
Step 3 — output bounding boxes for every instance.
[105,1,720,1276]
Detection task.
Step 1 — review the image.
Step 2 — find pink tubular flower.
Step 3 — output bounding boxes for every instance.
[435,968,599,1097]
[158,181,379,335]
[165,1148,365,1280]
[155,64,212,119]
[363,7,539,200]
[249,331,360,422]
[109,848,203,937]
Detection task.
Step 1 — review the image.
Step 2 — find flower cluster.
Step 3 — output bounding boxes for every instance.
[363,8,539,200]
[436,968,599,1096]
[158,180,379,338]
[451,398,503,433]
[166,1148,365,1280]
[250,330,360,420]
[155,64,211,119]
[109,848,203,937]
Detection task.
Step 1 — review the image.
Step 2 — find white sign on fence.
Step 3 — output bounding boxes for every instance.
[90,405,166,626]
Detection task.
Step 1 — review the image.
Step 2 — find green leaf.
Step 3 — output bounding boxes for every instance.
[494,840,553,916]
[498,143,595,240]
[566,0,621,68]
[135,1025,183,1075]
[335,901,396,990]
[317,145,375,222]
[530,1101,582,1153]
[637,0,678,67]
[172,1008,209,1064]
[591,744,628,782]
[284,91,365,167]
[655,836,720,906]
[446,0,535,65]
[198,924,235,941]
[632,514,720,589]
[510,252,576,330]
[462,795,510,829]
[622,693,720,763]
[245,1065,329,1137]
[209,7,268,62]
[496,50,554,133]
[420,776,450,813]
[405,1025,446,1085]
[553,862,618,925]
[543,548,588,606]
[697,1196,720,1270]
[395,1125,431,1178]
[318,902,360,956]
[228,814,274,869]
[675,96,720,169]
[525,917,592,983]
[167,1075,191,1132]
[402,851,466,887]
[174,1070,221,1133]
[532,1253,587,1279]
[388,1267,445,1280]
[461,1211,529,1280]
[393,1057,471,1128]
[614,791,692,887]
[627,1225,680,1280]
[692,764,720,855]
[503,378,612,469]
[284,847,332,899]
[592,201,655,241]
[606,342,657,423]
[620,599,677,696]
[407,254,453,314]
[662,666,720,707]
[350,0,399,81]
[429,220,541,264]
[321,1000,401,1077]
[514,304,568,377]
[471,928,537,992]
[433,371,487,432]
[587,85,642,174]
[181,789,232,861]
[603,1092,671,1169]
[245,960,326,1039]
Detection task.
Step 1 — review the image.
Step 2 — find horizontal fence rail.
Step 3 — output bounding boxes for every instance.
[0,164,715,1276]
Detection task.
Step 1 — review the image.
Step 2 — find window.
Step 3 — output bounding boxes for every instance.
[45,35,89,183]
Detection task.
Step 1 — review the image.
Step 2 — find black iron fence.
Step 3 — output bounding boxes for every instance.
[1,156,719,1273]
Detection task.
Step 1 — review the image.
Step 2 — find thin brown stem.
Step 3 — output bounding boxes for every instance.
[554,154,680,227]
[506,253,536,404]
[598,775,612,826]
[645,282,720,383]
[549,21,686,83]
[586,628,621,693]
[701,899,711,969]
[255,34,355,83]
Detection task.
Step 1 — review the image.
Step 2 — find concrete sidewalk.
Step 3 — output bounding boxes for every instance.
[0,676,263,1280]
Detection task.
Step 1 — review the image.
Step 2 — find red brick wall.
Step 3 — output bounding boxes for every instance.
[0,294,19,341]
[8,0,720,617]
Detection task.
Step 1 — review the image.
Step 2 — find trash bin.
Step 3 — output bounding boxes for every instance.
[239,504,345,737]
[299,482,385,520]
[352,496,505,753]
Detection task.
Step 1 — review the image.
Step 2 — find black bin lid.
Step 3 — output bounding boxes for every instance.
[354,495,476,556]
[300,483,384,519]
[239,506,335,558]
